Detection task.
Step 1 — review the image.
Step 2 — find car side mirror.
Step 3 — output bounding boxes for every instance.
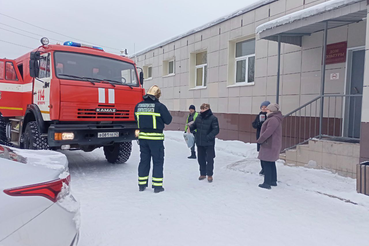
[29,51,40,78]
[140,71,144,86]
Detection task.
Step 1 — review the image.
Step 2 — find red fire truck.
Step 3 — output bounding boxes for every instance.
[0,38,144,164]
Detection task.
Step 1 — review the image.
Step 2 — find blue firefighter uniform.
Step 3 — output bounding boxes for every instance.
[134,91,172,192]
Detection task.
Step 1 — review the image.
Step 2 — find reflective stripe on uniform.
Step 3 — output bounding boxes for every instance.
[138,132,164,140]
[138,176,149,181]
[152,182,163,186]
[135,112,161,130]
[139,181,147,185]
[152,177,163,182]
[152,115,157,129]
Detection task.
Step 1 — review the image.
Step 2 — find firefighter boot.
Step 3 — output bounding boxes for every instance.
[139,185,147,192]
[154,187,165,193]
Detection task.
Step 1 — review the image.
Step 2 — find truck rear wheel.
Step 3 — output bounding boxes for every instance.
[23,121,49,150]
[103,142,132,164]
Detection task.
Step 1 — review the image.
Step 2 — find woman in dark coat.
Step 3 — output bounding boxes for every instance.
[252,101,270,175]
[189,103,219,183]
[257,103,283,189]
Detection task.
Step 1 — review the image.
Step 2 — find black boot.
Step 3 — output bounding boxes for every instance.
[139,186,146,192]
[258,183,271,189]
[188,151,196,159]
[154,187,165,193]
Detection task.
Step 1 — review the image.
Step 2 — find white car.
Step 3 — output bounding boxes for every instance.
[0,145,80,246]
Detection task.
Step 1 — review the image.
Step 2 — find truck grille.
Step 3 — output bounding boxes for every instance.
[77,109,130,119]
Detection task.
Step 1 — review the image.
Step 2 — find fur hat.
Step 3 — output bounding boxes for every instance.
[266,103,280,112]
[147,85,161,99]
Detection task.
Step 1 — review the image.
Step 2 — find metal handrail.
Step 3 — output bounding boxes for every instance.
[284,96,320,117]
[281,93,363,153]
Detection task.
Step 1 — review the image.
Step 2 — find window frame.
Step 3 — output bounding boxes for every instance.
[168,60,175,76]
[147,66,153,79]
[233,39,255,85]
[235,53,255,84]
[195,64,207,87]
[5,61,19,81]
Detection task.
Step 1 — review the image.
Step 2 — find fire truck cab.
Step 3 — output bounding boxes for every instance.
[0,38,145,164]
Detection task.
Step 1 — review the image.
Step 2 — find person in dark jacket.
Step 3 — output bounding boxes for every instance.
[252,101,270,175]
[189,103,219,183]
[257,103,283,190]
[134,85,172,193]
[185,105,199,159]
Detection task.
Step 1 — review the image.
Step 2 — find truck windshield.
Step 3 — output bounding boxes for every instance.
[54,52,138,86]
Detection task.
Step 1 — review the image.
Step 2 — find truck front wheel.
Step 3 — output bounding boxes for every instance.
[23,121,49,150]
[0,114,12,146]
[103,142,132,164]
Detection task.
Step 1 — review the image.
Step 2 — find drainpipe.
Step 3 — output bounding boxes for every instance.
[319,21,328,138]
[276,35,281,104]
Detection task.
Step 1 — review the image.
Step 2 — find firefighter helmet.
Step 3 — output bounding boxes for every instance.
[147,85,161,99]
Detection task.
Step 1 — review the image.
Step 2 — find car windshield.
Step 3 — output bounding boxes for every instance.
[54,52,138,86]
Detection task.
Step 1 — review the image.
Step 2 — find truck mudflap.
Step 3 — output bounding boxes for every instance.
[47,122,138,148]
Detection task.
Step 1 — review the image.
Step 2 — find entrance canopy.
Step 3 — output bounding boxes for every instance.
[256,0,367,46]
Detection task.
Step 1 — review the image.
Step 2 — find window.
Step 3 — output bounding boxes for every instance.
[5,62,18,81]
[195,52,207,87]
[54,52,139,86]
[163,59,175,76]
[17,64,23,79]
[235,39,255,83]
[143,65,152,79]
[0,61,4,79]
[148,66,152,79]
[39,54,51,78]
[168,60,174,75]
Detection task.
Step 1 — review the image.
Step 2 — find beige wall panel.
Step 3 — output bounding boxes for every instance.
[302,48,322,72]
[253,77,267,96]
[239,96,253,114]
[283,73,301,95]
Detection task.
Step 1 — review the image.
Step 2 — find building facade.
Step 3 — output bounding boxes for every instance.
[135,0,369,178]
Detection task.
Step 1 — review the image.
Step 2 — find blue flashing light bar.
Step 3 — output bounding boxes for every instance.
[63,41,104,51]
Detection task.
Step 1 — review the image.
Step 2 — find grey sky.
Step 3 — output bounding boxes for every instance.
[0,0,259,59]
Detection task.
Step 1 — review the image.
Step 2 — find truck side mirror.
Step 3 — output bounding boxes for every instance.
[140,71,144,86]
[29,51,40,78]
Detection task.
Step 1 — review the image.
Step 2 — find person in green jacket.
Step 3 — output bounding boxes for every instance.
[185,105,198,159]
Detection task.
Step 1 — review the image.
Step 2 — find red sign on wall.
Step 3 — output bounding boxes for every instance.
[326,42,347,65]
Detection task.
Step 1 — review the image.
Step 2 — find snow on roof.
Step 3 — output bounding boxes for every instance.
[256,0,364,34]
[132,0,277,57]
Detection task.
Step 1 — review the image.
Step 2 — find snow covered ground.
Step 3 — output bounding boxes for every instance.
[65,131,369,246]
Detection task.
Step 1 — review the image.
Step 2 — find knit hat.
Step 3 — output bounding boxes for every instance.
[267,103,280,112]
[260,101,270,109]
[189,105,195,110]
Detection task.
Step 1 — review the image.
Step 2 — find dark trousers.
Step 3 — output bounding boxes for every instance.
[261,160,277,185]
[197,145,215,176]
[190,143,196,154]
[190,132,196,154]
[138,139,164,188]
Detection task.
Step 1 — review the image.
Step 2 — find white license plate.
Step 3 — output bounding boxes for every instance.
[98,132,119,138]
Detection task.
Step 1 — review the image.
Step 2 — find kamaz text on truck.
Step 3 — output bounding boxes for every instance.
[0,38,145,164]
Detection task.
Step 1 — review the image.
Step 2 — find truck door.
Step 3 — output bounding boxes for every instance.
[33,53,51,121]
[0,59,27,117]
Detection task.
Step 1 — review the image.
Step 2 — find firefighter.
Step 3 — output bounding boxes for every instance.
[134,85,172,193]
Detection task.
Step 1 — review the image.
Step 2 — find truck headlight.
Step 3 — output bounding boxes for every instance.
[59,132,74,140]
